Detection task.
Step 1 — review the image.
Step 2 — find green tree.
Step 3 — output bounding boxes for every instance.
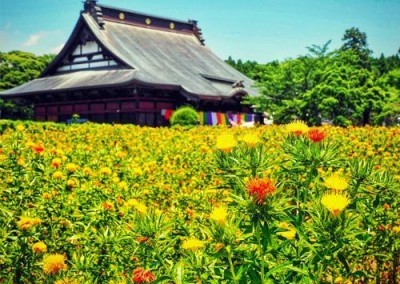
[246,47,394,126]
[0,51,55,119]
[375,69,400,125]
[341,27,371,69]
[0,51,54,91]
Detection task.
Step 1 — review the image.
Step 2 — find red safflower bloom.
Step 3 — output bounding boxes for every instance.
[246,177,276,204]
[307,128,325,142]
[132,267,155,284]
[33,144,45,154]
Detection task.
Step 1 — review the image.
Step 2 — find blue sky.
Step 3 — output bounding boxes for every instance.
[0,0,399,63]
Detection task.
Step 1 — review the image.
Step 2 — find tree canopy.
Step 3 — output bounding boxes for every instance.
[227,28,400,126]
[0,51,55,119]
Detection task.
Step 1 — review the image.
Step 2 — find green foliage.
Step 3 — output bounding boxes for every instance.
[341,27,371,69]
[0,51,54,119]
[215,128,400,283]
[0,51,54,91]
[238,28,400,126]
[170,106,199,127]
[0,98,34,120]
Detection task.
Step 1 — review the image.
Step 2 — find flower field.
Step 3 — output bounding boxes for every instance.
[0,120,399,283]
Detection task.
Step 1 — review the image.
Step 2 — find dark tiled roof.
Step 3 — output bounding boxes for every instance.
[0,3,257,99]
[0,70,138,96]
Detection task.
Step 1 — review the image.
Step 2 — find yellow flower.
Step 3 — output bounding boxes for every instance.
[32,241,47,254]
[393,226,400,233]
[16,124,25,131]
[285,120,309,136]
[42,192,52,200]
[65,163,78,173]
[277,229,296,240]
[321,192,350,216]
[43,254,68,275]
[67,179,76,188]
[118,181,128,190]
[0,154,7,162]
[324,172,349,191]
[132,167,143,176]
[83,167,93,176]
[216,134,236,153]
[52,171,65,180]
[17,217,42,230]
[210,206,227,225]
[115,151,127,159]
[277,222,296,240]
[277,222,290,229]
[100,167,112,175]
[127,199,147,214]
[182,238,205,251]
[17,157,26,166]
[242,133,260,147]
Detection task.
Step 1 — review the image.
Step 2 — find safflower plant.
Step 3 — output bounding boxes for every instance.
[0,119,398,283]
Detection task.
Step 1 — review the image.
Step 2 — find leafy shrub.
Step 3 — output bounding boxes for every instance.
[170,106,199,126]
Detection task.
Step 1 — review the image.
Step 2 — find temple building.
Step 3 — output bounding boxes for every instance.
[0,0,257,126]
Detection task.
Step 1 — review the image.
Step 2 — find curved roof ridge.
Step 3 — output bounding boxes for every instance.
[97,4,196,26]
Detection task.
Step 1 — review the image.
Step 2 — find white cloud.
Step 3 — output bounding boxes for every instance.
[23,31,48,47]
[50,43,65,54]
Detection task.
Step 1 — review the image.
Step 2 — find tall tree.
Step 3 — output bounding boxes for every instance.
[306,40,332,58]
[341,27,371,68]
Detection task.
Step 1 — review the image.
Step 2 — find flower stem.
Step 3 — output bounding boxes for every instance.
[256,222,265,283]
[226,246,239,284]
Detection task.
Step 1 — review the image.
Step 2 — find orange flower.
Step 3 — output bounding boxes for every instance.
[307,128,325,142]
[215,243,225,253]
[32,144,45,154]
[132,267,155,283]
[42,254,68,275]
[246,177,276,204]
[102,201,114,211]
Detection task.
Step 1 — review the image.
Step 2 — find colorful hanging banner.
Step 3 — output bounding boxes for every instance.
[161,109,174,120]
[161,110,255,125]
